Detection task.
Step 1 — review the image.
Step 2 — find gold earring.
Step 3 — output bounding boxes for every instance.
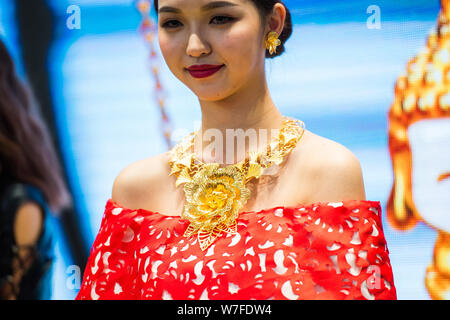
[265,31,281,55]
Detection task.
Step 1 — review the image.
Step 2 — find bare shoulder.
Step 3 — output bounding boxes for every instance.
[301,129,362,171]
[111,151,171,209]
[298,129,366,202]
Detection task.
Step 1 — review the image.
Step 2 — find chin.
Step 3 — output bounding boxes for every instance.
[196,91,229,102]
[187,83,232,102]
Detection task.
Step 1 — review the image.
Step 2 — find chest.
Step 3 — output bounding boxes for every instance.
[152,150,311,217]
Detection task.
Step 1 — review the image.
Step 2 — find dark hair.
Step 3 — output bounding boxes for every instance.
[152,0,293,58]
[0,39,71,213]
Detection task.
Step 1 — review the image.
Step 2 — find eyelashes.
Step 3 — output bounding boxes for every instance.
[211,16,236,25]
[161,16,236,29]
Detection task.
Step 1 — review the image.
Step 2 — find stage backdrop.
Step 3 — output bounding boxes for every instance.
[0,0,447,300]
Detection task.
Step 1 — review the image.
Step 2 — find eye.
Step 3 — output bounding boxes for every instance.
[211,16,235,24]
[161,20,182,29]
[161,16,235,29]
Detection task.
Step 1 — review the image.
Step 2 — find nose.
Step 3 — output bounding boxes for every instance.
[186,33,210,58]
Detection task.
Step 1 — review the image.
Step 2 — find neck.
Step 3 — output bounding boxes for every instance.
[193,77,284,165]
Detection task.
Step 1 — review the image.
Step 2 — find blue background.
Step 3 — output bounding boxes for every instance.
[0,0,443,299]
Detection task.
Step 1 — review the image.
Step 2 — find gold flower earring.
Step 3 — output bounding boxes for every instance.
[265,31,281,55]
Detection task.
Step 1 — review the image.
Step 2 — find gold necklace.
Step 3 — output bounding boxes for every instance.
[168,116,305,251]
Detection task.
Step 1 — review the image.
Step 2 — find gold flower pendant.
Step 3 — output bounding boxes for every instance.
[168,116,305,251]
[182,163,251,251]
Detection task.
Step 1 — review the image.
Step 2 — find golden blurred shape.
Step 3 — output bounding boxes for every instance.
[387,0,450,300]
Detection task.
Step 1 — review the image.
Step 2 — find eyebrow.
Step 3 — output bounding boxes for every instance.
[158,1,238,14]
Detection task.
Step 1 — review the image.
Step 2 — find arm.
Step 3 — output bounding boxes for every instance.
[293,200,397,300]
[1,202,43,300]
[75,198,140,300]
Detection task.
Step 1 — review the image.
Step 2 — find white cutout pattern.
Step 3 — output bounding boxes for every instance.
[76,199,396,300]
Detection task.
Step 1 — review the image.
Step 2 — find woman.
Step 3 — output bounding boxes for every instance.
[76,0,397,300]
[0,39,71,299]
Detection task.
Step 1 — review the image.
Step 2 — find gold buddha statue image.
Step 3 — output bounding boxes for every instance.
[387,0,450,300]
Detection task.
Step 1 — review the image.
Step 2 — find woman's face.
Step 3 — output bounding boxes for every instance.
[157,0,267,101]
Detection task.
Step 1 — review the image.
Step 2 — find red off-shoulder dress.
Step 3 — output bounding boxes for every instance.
[75,199,397,300]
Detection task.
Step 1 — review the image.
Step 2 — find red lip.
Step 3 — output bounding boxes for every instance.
[186,64,225,79]
[187,64,223,71]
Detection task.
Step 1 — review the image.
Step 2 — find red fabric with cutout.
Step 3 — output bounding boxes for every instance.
[75,199,397,300]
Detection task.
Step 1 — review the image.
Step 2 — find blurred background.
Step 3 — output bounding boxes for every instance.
[0,0,448,299]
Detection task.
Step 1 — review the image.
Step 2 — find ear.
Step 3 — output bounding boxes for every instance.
[266,3,287,35]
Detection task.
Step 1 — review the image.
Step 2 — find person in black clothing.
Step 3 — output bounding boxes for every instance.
[0,39,71,299]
